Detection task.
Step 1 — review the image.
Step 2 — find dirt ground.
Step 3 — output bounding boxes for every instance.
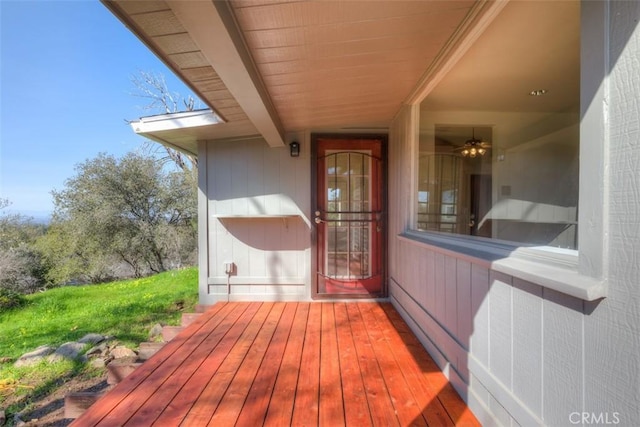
[2,373,112,427]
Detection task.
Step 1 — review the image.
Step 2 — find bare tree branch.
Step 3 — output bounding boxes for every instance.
[129,71,200,173]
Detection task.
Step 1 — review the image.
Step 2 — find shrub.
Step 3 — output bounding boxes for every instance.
[0,287,27,310]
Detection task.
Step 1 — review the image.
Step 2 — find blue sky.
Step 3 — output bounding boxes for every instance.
[0,1,196,220]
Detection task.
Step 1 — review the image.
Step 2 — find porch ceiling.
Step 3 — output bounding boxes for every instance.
[228,0,476,131]
[104,0,497,152]
[106,0,580,152]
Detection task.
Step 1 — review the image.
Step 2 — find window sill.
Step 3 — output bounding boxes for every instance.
[400,231,607,301]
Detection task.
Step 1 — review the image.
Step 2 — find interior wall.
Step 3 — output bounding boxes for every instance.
[199,136,311,303]
[419,110,579,248]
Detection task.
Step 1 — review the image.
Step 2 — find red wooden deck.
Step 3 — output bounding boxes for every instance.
[72,302,479,426]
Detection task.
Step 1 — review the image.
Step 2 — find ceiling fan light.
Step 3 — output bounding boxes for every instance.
[459,127,491,157]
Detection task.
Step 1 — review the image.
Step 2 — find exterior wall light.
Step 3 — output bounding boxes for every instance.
[289,141,300,157]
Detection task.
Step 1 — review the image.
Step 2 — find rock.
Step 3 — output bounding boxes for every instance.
[78,333,105,345]
[14,345,56,367]
[90,358,106,369]
[13,412,25,426]
[110,345,137,359]
[64,392,105,419]
[0,410,5,426]
[138,342,165,360]
[47,342,87,363]
[85,342,108,358]
[148,323,163,340]
[161,326,184,342]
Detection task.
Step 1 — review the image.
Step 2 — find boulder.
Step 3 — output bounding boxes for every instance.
[90,357,107,369]
[85,342,108,358]
[148,323,163,340]
[47,342,87,363]
[110,345,137,360]
[78,333,105,345]
[14,345,56,367]
[138,342,165,360]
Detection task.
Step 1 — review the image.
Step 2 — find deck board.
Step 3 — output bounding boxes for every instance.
[263,303,309,426]
[152,302,259,425]
[346,303,399,426]
[319,303,345,426]
[334,303,372,426]
[359,303,427,426]
[72,302,480,427]
[290,303,322,426]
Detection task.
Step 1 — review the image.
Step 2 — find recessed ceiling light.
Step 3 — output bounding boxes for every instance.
[529,89,548,96]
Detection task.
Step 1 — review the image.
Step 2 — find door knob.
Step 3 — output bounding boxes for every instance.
[314,216,324,224]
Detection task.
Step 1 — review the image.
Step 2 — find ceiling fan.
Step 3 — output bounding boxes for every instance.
[455,128,492,157]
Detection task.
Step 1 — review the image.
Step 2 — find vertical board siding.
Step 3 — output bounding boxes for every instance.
[205,139,310,298]
[434,253,446,323]
[424,249,436,316]
[512,278,543,417]
[445,256,458,338]
[231,141,250,213]
[247,221,267,276]
[542,290,583,424]
[470,264,490,367]
[417,246,430,314]
[488,271,512,388]
[456,260,472,353]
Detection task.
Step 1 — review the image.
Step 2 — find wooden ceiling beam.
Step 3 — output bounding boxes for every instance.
[167,0,285,147]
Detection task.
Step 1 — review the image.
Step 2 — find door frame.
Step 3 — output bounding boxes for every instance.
[310,133,388,299]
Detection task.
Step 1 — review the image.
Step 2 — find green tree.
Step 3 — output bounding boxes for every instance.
[39,152,196,285]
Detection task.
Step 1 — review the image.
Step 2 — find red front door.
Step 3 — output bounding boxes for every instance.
[313,135,386,297]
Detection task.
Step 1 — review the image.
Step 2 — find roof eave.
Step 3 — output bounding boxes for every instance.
[131,109,262,156]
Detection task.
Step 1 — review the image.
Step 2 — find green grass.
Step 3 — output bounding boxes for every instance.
[0,267,198,408]
[0,267,198,359]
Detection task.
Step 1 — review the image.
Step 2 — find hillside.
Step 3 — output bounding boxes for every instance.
[0,268,198,425]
